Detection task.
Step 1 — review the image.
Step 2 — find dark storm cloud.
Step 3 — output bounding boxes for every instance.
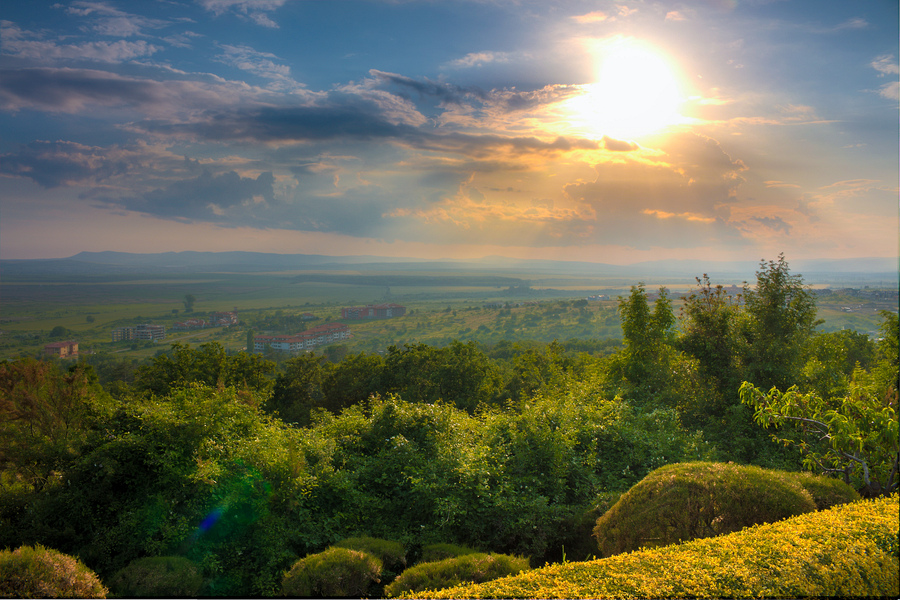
[0,140,133,187]
[104,170,276,222]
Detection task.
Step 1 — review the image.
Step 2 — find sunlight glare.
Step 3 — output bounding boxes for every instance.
[567,39,684,140]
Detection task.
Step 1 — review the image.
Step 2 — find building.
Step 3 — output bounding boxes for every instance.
[111,324,166,342]
[341,303,406,320]
[254,322,350,354]
[209,311,239,326]
[44,340,78,358]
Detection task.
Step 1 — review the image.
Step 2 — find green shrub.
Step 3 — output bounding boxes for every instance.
[281,547,382,597]
[787,471,860,510]
[384,552,529,597]
[419,543,479,563]
[108,556,202,597]
[333,536,406,574]
[0,544,108,598]
[418,495,899,599]
[593,461,817,557]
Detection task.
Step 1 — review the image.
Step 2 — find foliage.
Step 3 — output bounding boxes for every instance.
[0,383,312,596]
[266,352,327,426]
[786,470,860,510]
[678,274,744,411]
[418,495,899,599]
[741,254,819,392]
[420,543,479,562]
[133,342,275,398]
[740,374,899,496]
[381,341,503,412]
[0,544,108,599]
[108,555,202,597]
[592,462,817,557]
[0,359,112,491]
[281,547,382,598]
[333,536,407,576]
[384,552,529,598]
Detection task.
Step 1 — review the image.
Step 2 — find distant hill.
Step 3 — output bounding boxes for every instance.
[1,251,896,284]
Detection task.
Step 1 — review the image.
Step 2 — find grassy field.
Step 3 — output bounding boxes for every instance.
[0,269,893,361]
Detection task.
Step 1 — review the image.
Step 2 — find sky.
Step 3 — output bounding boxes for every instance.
[1,0,897,264]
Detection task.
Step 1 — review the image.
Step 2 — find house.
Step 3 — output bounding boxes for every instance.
[111,324,166,342]
[44,340,78,358]
[254,322,351,354]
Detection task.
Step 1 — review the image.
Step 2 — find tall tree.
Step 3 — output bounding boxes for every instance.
[741,254,819,392]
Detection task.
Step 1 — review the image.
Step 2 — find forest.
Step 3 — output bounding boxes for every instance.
[1,256,897,597]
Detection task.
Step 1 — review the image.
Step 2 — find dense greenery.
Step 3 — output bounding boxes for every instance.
[0,256,896,596]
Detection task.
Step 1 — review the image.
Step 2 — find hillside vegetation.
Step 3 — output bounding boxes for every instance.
[1,256,897,596]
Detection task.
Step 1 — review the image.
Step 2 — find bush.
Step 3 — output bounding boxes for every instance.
[108,556,202,597]
[419,543,479,563]
[384,552,529,597]
[0,544,108,598]
[281,547,382,597]
[417,495,899,599]
[593,462,817,557]
[333,536,406,574]
[787,471,860,510]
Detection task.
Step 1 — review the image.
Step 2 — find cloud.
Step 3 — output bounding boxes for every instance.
[572,11,608,24]
[871,55,899,100]
[601,136,638,152]
[63,1,170,37]
[0,140,134,188]
[751,215,792,234]
[369,69,487,105]
[216,44,303,90]
[103,170,276,223]
[197,0,288,28]
[665,11,686,21]
[445,52,512,69]
[0,22,160,62]
[0,67,280,116]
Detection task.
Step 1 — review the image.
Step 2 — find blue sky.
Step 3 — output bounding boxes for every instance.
[1,0,897,263]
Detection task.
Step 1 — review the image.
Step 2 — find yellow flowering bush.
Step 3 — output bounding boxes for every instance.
[409,494,898,599]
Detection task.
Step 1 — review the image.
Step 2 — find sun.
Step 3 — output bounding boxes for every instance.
[565,39,684,140]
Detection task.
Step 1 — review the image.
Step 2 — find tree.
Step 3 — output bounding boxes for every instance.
[741,254,819,392]
[740,376,898,496]
[183,294,196,313]
[133,343,274,398]
[0,360,111,490]
[678,274,744,404]
[267,353,327,426]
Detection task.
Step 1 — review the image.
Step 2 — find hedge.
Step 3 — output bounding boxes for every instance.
[0,544,108,599]
[385,552,529,597]
[408,494,899,599]
[593,462,818,556]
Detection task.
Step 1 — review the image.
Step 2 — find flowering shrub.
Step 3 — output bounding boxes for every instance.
[410,495,899,599]
[0,544,108,598]
[385,552,529,598]
[281,547,382,597]
[593,462,819,557]
[108,556,202,597]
